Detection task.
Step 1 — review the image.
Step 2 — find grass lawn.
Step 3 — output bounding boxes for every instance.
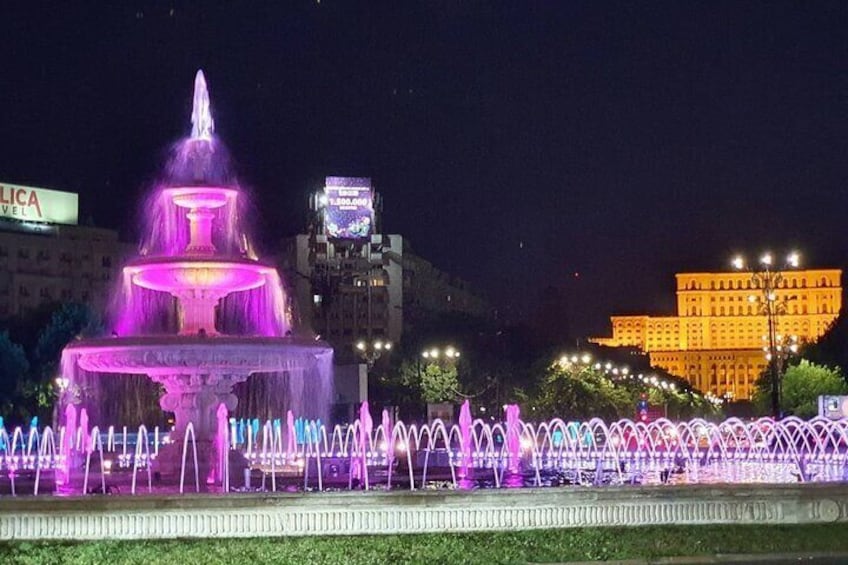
[2,523,848,564]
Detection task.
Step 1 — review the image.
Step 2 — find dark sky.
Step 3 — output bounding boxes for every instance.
[2,2,848,336]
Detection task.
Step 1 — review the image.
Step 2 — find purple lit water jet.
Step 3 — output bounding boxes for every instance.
[505,404,521,473]
[458,400,472,478]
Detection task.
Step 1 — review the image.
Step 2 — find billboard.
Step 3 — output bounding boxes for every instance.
[323,177,373,239]
[0,182,78,225]
[819,395,848,420]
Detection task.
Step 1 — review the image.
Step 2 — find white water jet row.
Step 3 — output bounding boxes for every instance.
[2,406,848,496]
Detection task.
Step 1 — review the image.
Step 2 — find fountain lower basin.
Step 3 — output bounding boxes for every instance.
[65,335,331,376]
[63,336,332,478]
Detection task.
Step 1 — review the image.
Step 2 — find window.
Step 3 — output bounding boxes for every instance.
[102,256,112,268]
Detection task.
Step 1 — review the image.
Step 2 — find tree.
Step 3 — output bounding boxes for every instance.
[535,362,633,421]
[752,359,847,418]
[419,364,459,404]
[0,331,29,416]
[34,302,102,379]
[802,313,848,375]
[16,303,104,422]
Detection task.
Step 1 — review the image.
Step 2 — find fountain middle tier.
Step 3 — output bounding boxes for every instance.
[126,256,271,295]
[125,256,274,335]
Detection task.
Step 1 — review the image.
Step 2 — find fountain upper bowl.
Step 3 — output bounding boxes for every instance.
[164,186,237,209]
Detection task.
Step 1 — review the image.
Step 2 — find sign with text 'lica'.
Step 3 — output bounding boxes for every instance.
[323,177,373,240]
[0,182,79,225]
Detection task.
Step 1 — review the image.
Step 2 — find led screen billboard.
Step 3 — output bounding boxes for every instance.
[323,177,373,239]
[0,182,78,225]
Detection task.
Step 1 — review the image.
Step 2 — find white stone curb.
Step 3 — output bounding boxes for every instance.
[1,485,846,541]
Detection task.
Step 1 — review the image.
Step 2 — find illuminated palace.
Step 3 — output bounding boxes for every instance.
[591,269,842,400]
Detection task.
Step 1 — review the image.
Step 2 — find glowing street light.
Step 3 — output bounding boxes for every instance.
[422,346,461,360]
[732,256,745,270]
[355,339,392,368]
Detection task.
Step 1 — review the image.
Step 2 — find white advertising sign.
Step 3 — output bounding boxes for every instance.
[0,182,78,225]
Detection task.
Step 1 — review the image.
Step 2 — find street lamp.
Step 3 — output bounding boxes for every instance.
[732,251,800,418]
[422,346,461,360]
[355,339,392,368]
[54,376,70,393]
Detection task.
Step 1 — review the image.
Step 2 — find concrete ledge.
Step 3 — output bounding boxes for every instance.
[1,484,848,541]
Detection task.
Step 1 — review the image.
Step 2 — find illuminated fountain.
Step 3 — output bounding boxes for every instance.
[59,71,333,481]
[7,73,847,498]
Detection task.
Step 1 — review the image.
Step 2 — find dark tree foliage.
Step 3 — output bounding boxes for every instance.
[802,312,848,377]
[0,331,29,415]
[1,303,104,423]
[35,302,103,380]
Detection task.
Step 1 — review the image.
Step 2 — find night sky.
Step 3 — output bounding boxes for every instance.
[2,2,847,336]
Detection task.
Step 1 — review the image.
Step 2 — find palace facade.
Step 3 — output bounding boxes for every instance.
[591,269,842,400]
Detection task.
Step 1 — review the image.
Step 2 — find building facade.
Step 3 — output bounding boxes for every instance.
[0,222,132,320]
[0,182,133,320]
[284,231,404,357]
[401,243,491,331]
[281,177,490,362]
[592,269,842,400]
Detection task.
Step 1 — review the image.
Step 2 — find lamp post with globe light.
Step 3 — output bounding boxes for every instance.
[732,251,800,418]
[354,339,392,369]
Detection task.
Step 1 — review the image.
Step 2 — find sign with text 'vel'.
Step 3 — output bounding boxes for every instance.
[0,182,78,225]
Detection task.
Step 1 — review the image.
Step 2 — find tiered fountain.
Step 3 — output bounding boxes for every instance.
[59,71,333,482]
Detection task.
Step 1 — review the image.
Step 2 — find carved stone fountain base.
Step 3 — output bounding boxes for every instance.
[62,335,333,487]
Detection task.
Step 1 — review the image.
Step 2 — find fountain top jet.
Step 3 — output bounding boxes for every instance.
[191,70,215,141]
